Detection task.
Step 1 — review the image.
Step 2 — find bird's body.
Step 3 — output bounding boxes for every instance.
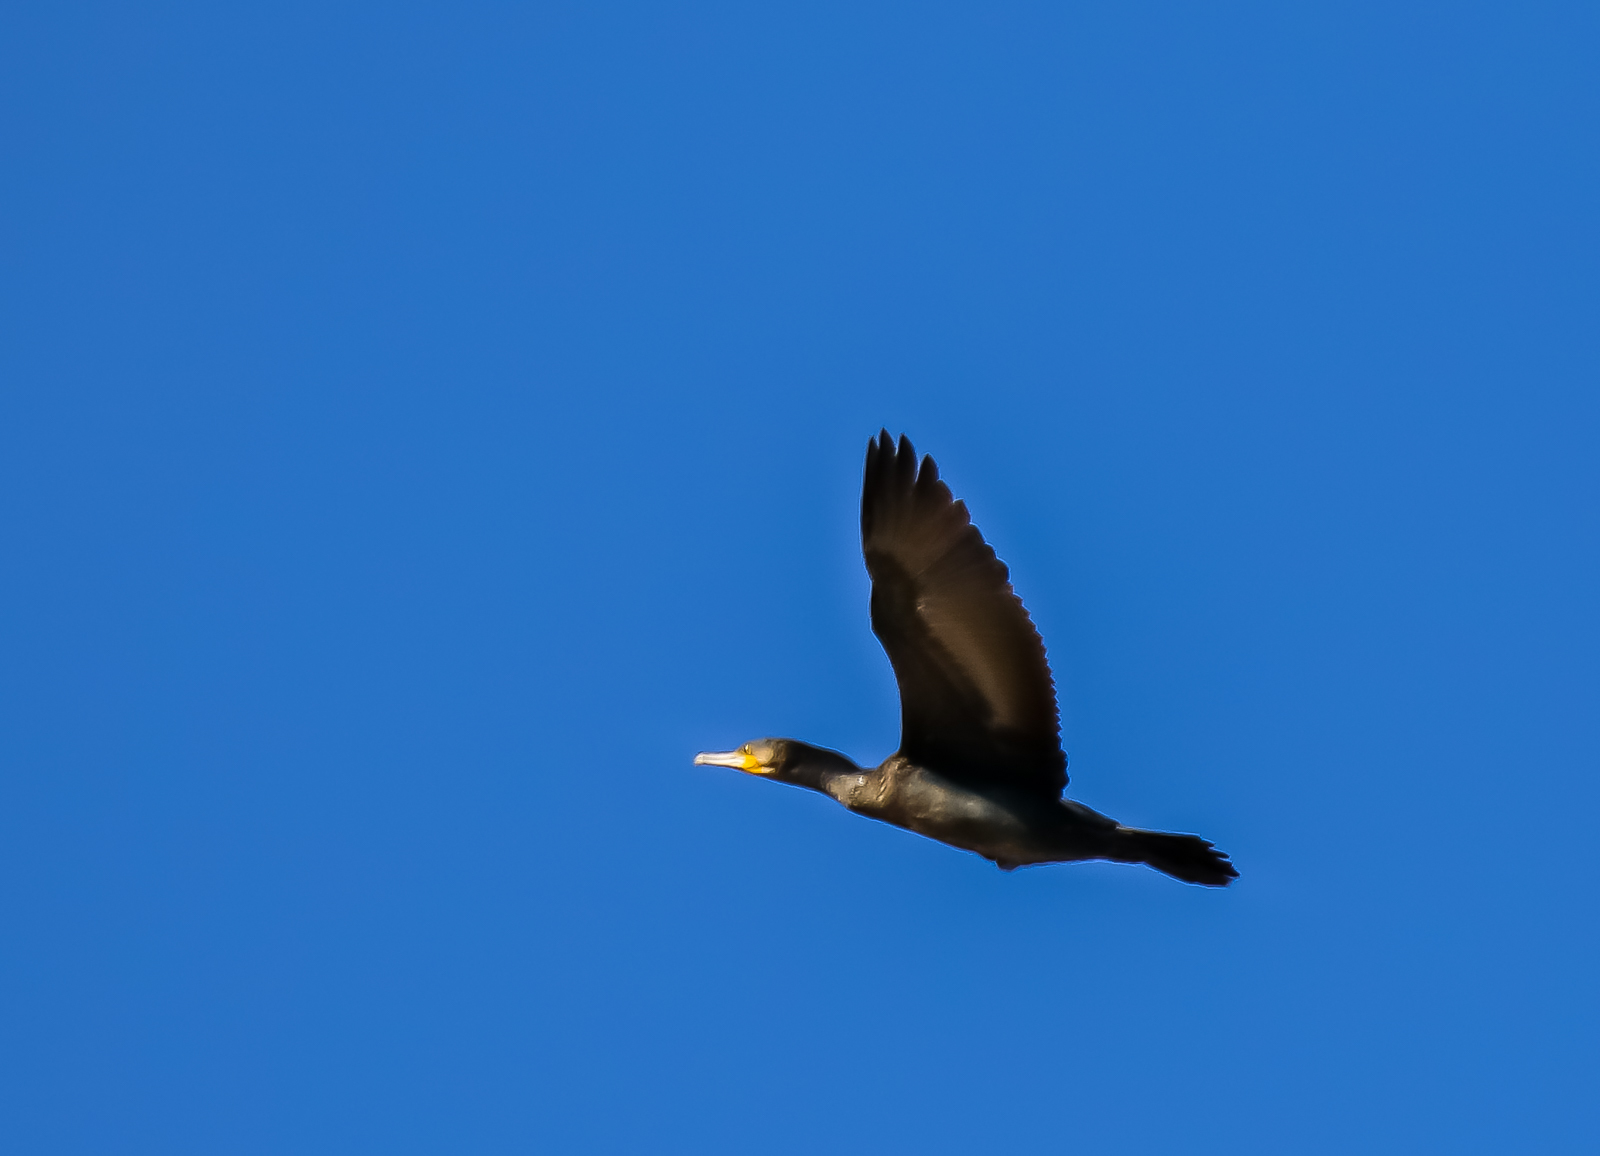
[697,432,1237,887]
[835,757,1113,871]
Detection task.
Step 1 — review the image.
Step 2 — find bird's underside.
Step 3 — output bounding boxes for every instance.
[830,754,1234,885]
[695,432,1237,887]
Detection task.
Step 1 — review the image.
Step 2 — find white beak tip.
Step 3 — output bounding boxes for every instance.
[693,749,747,769]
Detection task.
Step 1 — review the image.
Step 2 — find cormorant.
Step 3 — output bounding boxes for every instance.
[696,432,1237,886]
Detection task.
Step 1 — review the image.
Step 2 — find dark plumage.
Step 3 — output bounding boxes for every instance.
[696,432,1237,886]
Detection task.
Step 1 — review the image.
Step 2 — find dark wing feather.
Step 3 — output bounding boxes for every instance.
[861,432,1067,797]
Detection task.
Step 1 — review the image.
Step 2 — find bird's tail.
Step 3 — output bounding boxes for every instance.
[1107,826,1238,887]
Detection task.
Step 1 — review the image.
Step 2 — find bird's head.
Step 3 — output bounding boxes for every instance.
[693,738,796,778]
[693,738,858,791]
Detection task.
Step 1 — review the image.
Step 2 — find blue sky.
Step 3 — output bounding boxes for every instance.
[2,2,1597,1152]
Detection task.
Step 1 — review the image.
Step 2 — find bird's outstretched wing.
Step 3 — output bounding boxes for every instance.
[861,432,1067,798]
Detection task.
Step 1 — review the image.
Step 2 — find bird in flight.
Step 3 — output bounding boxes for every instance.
[697,432,1237,886]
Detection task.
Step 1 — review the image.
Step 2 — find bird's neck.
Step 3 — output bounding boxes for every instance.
[786,744,865,794]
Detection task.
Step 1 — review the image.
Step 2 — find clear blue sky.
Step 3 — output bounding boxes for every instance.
[2,3,1597,1152]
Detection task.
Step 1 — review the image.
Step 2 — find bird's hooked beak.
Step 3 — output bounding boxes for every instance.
[693,747,773,775]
